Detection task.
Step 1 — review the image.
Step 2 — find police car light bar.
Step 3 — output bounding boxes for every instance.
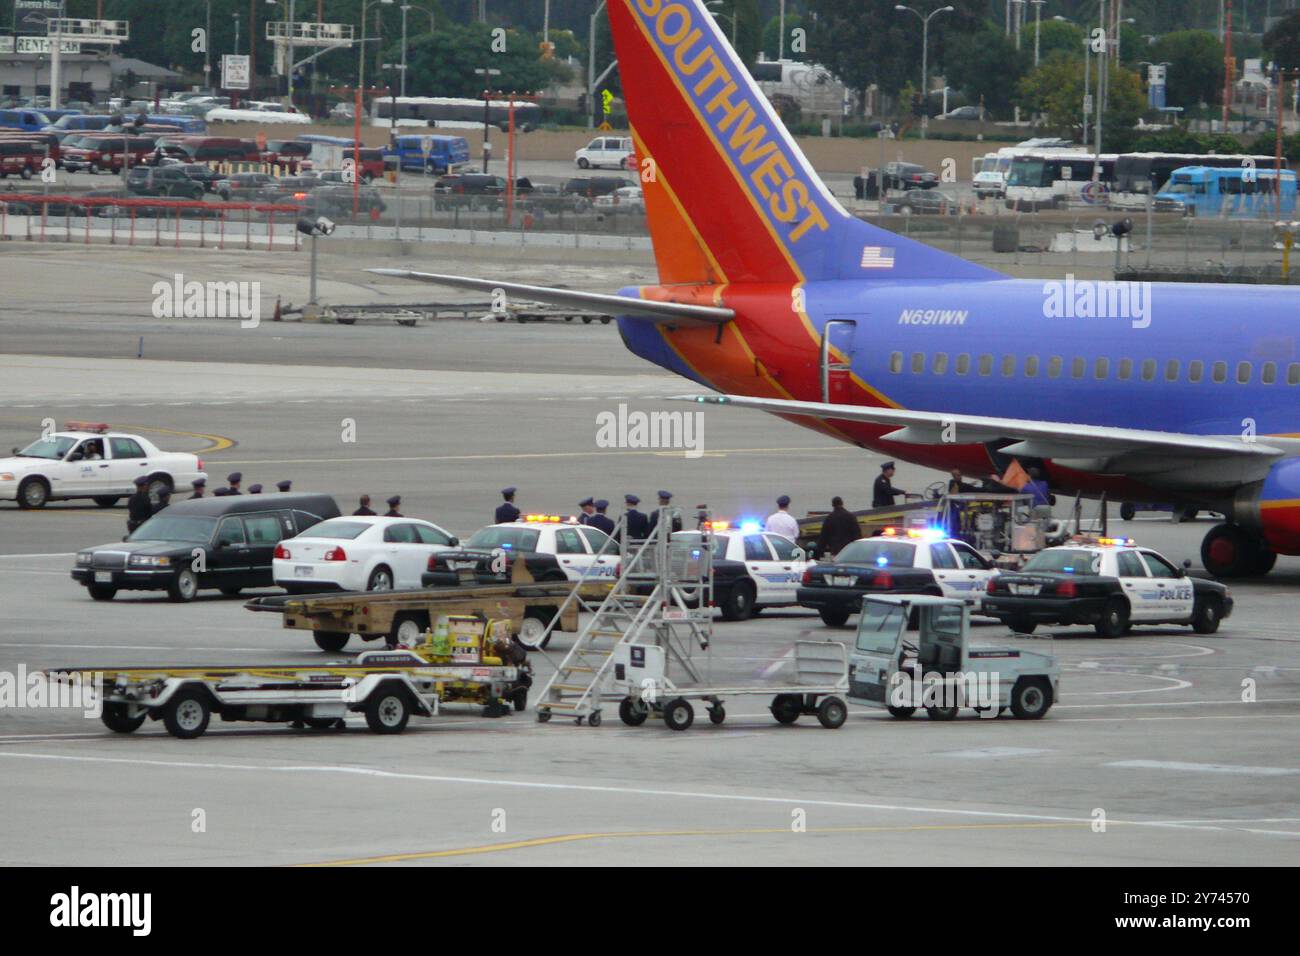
[1098,536,1134,546]
[523,514,564,523]
[706,520,731,531]
[65,421,109,433]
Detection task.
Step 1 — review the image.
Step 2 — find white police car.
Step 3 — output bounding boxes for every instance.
[799,528,1001,627]
[0,422,207,509]
[984,536,1233,636]
[423,515,619,589]
[670,521,813,621]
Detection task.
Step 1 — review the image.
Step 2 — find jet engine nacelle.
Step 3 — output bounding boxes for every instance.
[1233,457,1300,555]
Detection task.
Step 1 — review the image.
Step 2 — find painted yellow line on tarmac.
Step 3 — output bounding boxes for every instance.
[0,415,235,455]
[215,445,855,466]
[299,821,1091,866]
[115,424,235,455]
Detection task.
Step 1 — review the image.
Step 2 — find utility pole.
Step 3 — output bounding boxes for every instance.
[779,0,786,59]
[234,12,240,55]
[1223,1,1234,130]
[400,4,409,97]
[1094,0,1107,176]
[588,0,608,130]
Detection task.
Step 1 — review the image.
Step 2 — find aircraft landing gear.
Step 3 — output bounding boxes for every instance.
[1201,523,1276,578]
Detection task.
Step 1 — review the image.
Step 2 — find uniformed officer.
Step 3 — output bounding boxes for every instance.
[152,487,172,514]
[495,487,520,523]
[765,494,800,541]
[353,495,376,516]
[126,475,152,534]
[189,477,207,500]
[276,480,292,493]
[623,494,650,539]
[587,499,615,535]
[872,462,910,508]
[577,497,596,525]
[225,472,243,495]
[646,490,682,536]
[212,487,230,497]
[384,495,403,517]
[248,483,263,495]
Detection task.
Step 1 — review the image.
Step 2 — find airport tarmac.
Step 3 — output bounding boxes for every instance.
[1,242,1297,866]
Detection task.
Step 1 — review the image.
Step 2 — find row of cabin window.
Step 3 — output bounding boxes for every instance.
[888,352,1300,386]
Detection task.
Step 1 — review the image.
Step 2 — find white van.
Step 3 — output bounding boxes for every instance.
[575,136,633,170]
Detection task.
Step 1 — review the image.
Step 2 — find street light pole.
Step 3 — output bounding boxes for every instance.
[400,4,409,97]
[205,0,212,87]
[234,12,241,56]
[1031,0,1044,67]
[895,5,955,140]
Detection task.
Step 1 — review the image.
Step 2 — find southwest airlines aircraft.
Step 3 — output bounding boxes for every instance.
[375,0,1300,579]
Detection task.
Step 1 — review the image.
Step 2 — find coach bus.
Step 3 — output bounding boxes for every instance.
[1156,165,1297,219]
[370,96,541,131]
[1005,151,1116,210]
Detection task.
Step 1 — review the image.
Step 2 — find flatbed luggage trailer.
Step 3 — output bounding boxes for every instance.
[46,618,530,739]
[612,639,851,732]
[245,560,606,651]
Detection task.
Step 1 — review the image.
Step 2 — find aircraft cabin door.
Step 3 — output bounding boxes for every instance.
[820,319,857,403]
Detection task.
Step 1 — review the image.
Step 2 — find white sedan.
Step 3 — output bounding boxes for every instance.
[274,515,459,593]
[0,424,206,509]
[594,186,644,214]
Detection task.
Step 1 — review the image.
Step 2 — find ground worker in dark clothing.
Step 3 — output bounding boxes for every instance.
[815,496,861,558]
[384,495,403,517]
[587,499,616,535]
[126,476,152,534]
[872,462,911,508]
[353,495,376,516]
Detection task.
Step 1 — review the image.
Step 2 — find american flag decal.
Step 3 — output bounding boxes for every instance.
[860,246,896,270]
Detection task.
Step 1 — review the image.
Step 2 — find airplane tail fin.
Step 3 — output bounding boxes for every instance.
[608,0,999,285]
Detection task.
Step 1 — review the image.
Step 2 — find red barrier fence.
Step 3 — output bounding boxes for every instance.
[0,196,302,251]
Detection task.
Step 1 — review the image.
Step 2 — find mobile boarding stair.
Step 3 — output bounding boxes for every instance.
[532,508,851,732]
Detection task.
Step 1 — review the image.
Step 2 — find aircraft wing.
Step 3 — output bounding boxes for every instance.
[680,394,1287,462]
[367,270,733,328]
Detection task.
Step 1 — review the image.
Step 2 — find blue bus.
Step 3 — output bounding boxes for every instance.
[386,134,471,175]
[1156,165,1297,219]
[143,114,206,133]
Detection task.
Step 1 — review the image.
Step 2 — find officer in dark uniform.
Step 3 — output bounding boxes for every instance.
[587,499,615,535]
[384,495,403,517]
[152,487,172,514]
[188,477,207,500]
[646,490,682,535]
[495,487,520,523]
[277,480,292,492]
[577,497,595,525]
[623,494,650,540]
[248,483,263,495]
[872,462,910,508]
[353,494,376,516]
[225,472,243,495]
[126,475,152,534]
[213,487,230,497]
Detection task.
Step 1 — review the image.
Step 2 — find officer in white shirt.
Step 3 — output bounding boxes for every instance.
[765,494,800,541]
